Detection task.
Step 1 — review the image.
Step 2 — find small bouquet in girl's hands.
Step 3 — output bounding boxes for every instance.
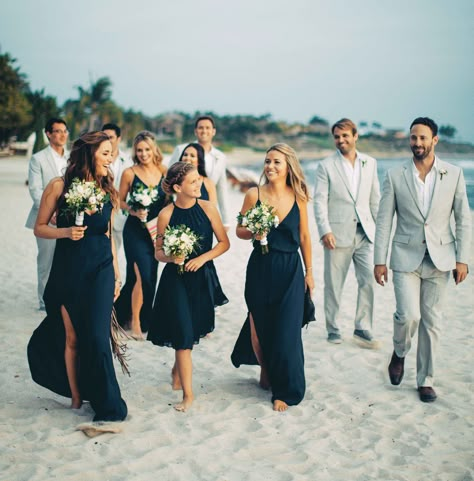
[64,178,108,226]
[237,202,279,254]
[128,184,159,224]
[162,224,201,274]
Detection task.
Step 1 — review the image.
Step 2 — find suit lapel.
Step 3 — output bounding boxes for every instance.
[425,157,443,221]
[402,160,424,218]
[333,155,355,202]
[355,155,366,203]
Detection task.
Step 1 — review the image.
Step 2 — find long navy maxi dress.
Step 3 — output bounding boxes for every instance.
[231,199,306,406]
[116,173,167,332]
[147,200,228,349]
[27,202,128,422]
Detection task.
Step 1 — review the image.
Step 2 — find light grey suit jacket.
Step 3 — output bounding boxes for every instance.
[25,146,67,229]
[374,158,471,272]
[313,151,380,247]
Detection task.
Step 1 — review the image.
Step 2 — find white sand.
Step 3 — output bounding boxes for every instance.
[1,155,473,481]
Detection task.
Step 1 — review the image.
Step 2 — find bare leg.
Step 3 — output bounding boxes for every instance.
[174,349,194,412]
[171,361,182,390]
[130,263,144,340]
[61,305,82,409]
[249,313,270,390]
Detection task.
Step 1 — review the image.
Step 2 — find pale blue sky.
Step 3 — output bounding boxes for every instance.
[2,0,473,141]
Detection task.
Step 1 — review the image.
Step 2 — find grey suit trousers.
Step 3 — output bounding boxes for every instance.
[36,236,56,309]
[392,253,449,387]
[324,225,375,334]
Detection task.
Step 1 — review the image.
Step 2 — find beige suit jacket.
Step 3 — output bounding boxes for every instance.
[374,158,471,272]
[25,146,67,229]
[313,151,380,247]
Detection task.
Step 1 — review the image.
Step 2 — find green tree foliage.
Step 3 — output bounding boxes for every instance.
[0,53,32,144]
[439,124,457,139]
[25,89,60,153]
[309,115,329,126]
[63,76,116,137]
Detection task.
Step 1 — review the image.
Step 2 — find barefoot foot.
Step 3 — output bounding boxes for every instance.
[273,400,288,412]
[174,395,194,412]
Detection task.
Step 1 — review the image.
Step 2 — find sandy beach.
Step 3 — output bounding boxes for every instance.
[1,154,473,481]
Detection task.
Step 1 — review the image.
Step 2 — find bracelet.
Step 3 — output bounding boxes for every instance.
[115,279,122,287]
[305,267,312,275]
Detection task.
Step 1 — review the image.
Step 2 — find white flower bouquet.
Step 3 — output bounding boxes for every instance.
[237,202,279,254]
[162,224,201,274]
[64,178,108,226]
[128,184,159,223]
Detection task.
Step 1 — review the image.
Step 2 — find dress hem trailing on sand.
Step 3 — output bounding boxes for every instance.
[27,202,127,422]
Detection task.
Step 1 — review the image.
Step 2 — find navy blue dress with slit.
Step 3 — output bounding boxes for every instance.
[27,202,128,421]
[115,174,167,332]
[147,200,228,349]
[231,198,306,406]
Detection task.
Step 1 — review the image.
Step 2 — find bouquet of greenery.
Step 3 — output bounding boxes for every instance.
[64,178,108,226]
[237,202,279,254]
[162,224,200,274]
[128,184,159,223]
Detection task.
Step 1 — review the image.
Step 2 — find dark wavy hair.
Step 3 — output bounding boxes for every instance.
[410,117,438,137]
[178,143,207,177]
[60,131,118,209]
[162,162,197,196]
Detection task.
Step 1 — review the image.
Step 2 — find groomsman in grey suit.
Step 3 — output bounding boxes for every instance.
[102,123,133,283]
[25,118,69,310]
[374,117,471,403]
[314,118,380,347]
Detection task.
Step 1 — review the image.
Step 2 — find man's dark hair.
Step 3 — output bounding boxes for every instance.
[194,115,216,129]
[410,117,438,137]
[102,123,121,137]
[45,118,67,133]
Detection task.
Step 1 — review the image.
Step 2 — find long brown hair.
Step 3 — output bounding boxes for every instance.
[260,143,310,202]
[60,131,119,209]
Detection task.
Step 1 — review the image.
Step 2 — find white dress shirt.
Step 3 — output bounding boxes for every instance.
[339,151,361,199]
[412,158,438,217]
[50,146,68,176]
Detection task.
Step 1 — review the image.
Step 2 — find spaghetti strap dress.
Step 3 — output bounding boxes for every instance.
[116,173,167,332]
[200,180,209,201]
[231,196,306,406]
[147,200,228,349]
[27,202,128,422]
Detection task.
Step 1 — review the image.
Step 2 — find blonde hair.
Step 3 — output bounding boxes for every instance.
[260,143,310,202]
[132,130,166,174]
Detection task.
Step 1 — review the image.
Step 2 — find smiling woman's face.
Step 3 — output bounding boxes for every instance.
[94,140,113,177]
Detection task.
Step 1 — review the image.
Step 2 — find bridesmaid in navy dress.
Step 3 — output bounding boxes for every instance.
[148,162,230,412]
[116,131,168,339]
[28,131,127,424]
[179,142,227,306]
[179,143,217,205]
[231,143,314,412]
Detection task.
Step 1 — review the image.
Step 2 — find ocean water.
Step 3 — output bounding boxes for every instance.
[245,157,474,210]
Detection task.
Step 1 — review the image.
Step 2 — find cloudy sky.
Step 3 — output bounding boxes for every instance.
[2,0,473,141]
